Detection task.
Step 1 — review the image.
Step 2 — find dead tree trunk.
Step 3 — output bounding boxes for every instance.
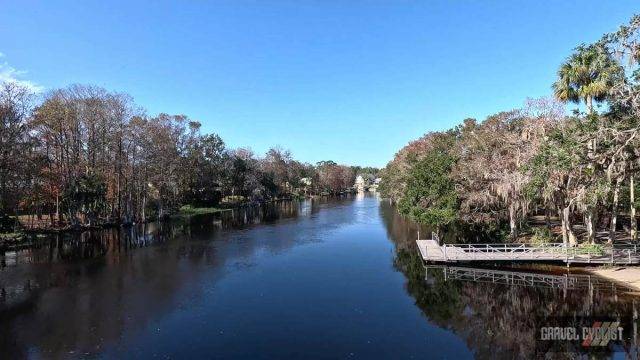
[610,176,623,244]
[509,203,518,239]
[632,174,637,242]
[563,206,577,247]
[559,208,567,245]
[586,210,596,244]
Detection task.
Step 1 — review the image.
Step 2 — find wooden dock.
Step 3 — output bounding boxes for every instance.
[416,239,640,265]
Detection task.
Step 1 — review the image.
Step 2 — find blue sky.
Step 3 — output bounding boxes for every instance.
[1,1,638,167]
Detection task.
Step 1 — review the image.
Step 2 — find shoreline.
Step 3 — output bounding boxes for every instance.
[4,194,352,235]
[0,195,353,253]
[585,266,640,292]
[4,198,298,235]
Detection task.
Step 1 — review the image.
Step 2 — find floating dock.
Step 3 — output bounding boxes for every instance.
[416,239,640,265]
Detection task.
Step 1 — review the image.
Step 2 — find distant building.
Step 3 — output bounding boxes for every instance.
[300,177,313,195]
[355,175,366,192]
[369,177,382,192]
[300,177,312,186]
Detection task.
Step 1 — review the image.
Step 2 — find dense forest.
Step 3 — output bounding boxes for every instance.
[0,83,378,231]
[380,15,640,246]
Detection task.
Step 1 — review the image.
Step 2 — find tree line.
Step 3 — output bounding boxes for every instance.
[380,14,640,246]
[0,84,370,230]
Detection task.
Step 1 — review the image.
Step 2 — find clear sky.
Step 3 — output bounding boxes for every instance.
[1,1,638,167]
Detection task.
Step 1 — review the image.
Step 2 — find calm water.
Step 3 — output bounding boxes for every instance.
[1,194,639,359]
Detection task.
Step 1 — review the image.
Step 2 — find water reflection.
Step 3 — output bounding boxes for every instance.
[426,265,631,293]
[381,200,640,358]
[0,198,341,358]
[1,196,638,359]
[2,200,315,269]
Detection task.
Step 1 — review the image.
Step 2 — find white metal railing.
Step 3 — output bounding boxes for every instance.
[432,242,640,264]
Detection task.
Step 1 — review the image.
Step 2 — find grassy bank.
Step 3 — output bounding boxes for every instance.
[172,205,232,218]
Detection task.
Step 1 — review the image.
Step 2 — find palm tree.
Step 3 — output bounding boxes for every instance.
[552,44,623,244]
[552,44,623,114]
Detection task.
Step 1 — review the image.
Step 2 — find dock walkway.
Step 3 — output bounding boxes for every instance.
[416,239,640,265]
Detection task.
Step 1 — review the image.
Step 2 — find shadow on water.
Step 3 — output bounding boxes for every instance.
[0,197,354,358]
[380,200,640,359]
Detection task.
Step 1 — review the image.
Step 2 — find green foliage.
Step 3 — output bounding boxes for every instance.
[524,117,583,203]
[383,15,640,248]
[181,133,225,207]
[62,173,107,221]
[174,205,226,217]
[487,222,517,242]
[530,227,555,245]
[378,163,403,201]
[552,43,624,111]
[398,148,458,229]
[575,243,605,256]
[350,165,380,178]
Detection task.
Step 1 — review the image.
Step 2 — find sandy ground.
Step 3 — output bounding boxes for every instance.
[588,267,640,292]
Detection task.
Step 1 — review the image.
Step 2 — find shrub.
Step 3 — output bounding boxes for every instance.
[531,227,555,245]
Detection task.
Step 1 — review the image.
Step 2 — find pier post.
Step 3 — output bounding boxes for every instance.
[611,249,614,264]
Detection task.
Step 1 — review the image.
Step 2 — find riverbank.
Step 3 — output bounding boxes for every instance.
[586,266,640,292]
[171,205,232,217]
[0,196,329,252]
[0,205,237,252]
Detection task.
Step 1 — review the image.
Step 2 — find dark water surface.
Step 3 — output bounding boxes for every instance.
[1,195,639,359]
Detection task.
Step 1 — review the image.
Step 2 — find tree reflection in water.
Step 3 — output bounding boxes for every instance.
[2,196,639,359]
[382,200,640,359]
[0,199,323,358]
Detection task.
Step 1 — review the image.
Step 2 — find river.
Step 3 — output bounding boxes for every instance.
[1,194,638,359]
